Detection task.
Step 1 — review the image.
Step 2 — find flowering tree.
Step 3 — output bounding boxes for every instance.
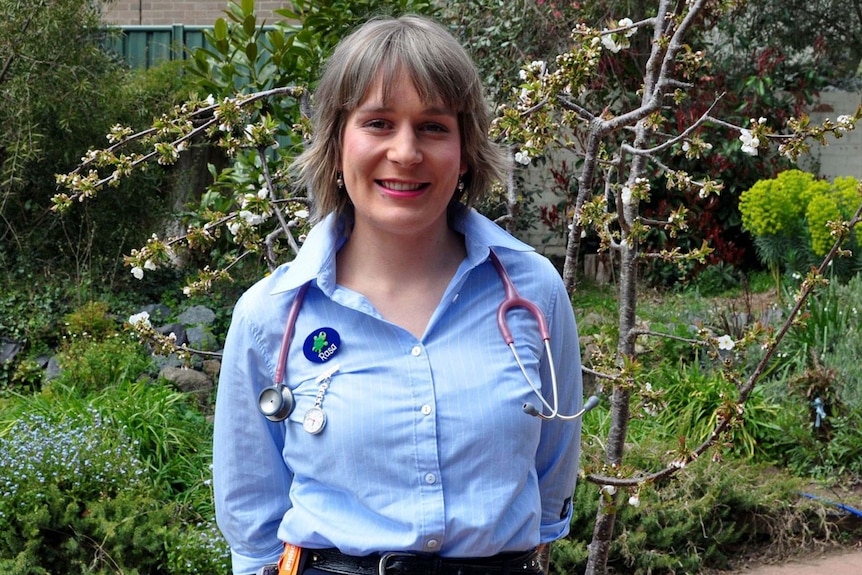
[493,0,861,572]
[52,0,862,572]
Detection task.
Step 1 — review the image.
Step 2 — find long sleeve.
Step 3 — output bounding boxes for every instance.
[534,270,582,542]
[213,287,294,574]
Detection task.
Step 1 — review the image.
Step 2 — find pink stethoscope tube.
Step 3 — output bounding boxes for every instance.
[260,250,597,423]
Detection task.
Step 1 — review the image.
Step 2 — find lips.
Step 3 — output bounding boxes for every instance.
[376,179,428,196]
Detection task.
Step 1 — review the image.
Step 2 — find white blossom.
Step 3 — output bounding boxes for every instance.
[621,185,633,206]
[618,17,638,37]
[628,495,640,507]
[143,259,156,271]
[602,485,617,495]
[128,311,151,327]
[131,266,144,280]
[836,115,854,132]
[239,209,267,226]
[601,34,622,53]
[738,129,760,156]
[717,334,735,351]
[514,151,532,165]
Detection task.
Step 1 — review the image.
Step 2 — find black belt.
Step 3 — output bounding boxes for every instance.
[306,548,543,575]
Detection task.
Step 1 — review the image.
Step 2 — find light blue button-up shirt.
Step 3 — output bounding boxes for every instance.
[213,208,583,574]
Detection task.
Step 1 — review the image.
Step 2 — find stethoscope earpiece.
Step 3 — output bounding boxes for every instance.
[523,395,601,421]
[260,252,596,425]
[523,403,541,417]
[258,384,296,422]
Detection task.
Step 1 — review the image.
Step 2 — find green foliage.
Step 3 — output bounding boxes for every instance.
[740,170,860,254]
[721,0,862,85]
[755,274,862,478]
[0,351,227,574]
[558,456,821,574]
[63,300,118,341]
[649,361,781,458]
[54,335,153,395]
[440,0,589,103]
[0,268,71,350]
[739,170,862,286]
[0,411,167,575]
[686,261,742,297]
[0,0,189,282]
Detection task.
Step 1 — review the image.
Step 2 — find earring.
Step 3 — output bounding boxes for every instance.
[457,177,465,193]
[336,172,344,190]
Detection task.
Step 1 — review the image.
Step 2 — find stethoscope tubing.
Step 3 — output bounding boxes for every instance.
[260,249,594,422]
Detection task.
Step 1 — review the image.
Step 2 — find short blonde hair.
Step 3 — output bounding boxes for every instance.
[291,15,509,221]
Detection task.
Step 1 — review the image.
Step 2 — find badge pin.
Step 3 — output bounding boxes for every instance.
[303,327,341,363]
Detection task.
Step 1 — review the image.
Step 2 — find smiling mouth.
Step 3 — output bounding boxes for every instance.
[377,180,427,193]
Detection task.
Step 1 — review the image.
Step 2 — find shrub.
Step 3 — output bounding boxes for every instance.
[755,274,862,478]
[0,367,228,574]
[63,300,118,340]
[648,361,781,458]
[559,455,828,574]
[0,411,170,575]
[739,170,862,283]
[55,334,153,395]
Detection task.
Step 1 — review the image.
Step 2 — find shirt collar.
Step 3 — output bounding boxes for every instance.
[268,207,533,295]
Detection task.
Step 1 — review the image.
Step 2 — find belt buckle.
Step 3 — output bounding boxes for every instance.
[378,552,417,575]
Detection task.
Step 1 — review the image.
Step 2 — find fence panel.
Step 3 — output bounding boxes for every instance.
[104,25,212,69]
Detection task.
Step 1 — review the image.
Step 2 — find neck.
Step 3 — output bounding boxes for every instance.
[337,218,465,289]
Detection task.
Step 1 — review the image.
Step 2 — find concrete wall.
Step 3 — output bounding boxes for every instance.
[101,0,290,26]
[806,90,862,181]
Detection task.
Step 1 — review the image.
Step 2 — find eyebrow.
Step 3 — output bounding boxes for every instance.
[354,103,457,117]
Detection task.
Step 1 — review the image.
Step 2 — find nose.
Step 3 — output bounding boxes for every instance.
[387,126,422,166]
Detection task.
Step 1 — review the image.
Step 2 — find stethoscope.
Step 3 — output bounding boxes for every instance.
[257,250,599,426]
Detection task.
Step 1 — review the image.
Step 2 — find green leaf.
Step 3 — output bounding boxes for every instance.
[213,18,228,41]
[242,0,255,16]
[243,14,257,37]
[245,42,258,63]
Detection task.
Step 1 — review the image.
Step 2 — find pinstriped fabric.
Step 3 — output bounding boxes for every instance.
[214,209,583,575]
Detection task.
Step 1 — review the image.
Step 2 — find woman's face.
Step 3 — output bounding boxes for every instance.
[339,68,466,240]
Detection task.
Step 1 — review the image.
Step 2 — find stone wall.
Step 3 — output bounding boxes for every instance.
[101,0,290,26]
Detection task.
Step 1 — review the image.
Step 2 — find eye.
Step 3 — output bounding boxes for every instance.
[421,123,450,133]
[362,119,390,130]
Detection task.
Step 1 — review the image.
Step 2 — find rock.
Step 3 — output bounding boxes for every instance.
[185,325,219,352]
[156,322,188,346]
[201,359,221,378]
[177,305,216,327]
[159,366,213,409]
[0,338,23,364]
[138,303,172,324]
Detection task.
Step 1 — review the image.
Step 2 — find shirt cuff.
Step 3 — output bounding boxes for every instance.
[230,545,283,575]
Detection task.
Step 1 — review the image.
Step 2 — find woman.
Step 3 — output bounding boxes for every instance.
[213,15,584,575]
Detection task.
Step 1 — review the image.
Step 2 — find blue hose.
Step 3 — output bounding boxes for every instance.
[800,492,862,519]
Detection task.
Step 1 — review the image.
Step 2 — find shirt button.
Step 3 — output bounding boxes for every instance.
[426,539,439,550]
[424,473,437,484]
[411,346,422,357]
[421,404,432,415]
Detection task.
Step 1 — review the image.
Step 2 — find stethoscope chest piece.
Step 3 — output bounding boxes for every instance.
[258,385,295,422]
